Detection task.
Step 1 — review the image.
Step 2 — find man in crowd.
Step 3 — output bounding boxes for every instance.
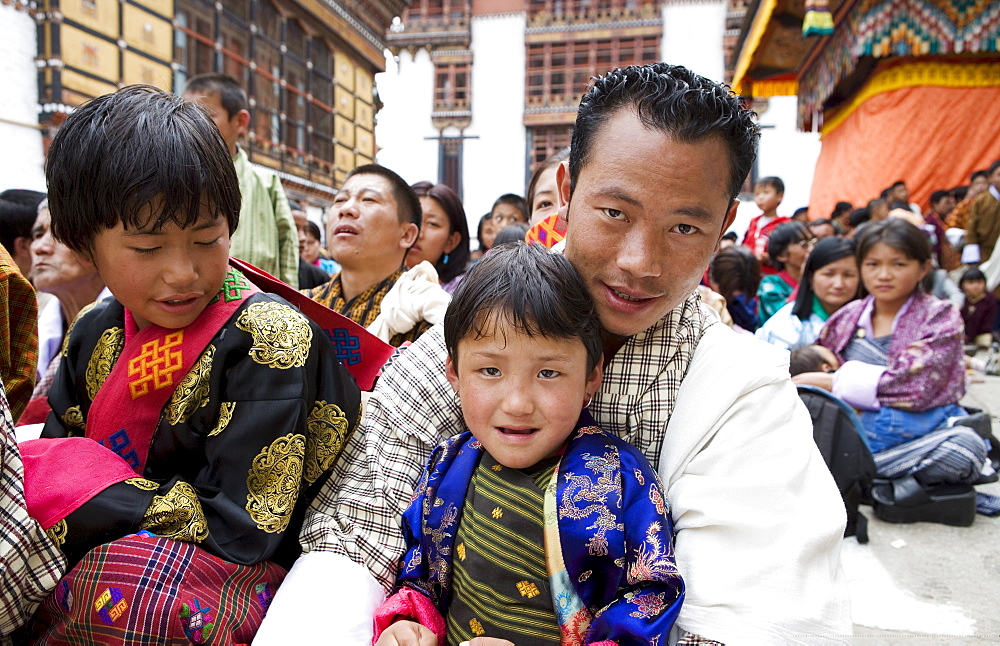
[0,189,46,277]
[303,164,438,346]
[966,161,1000,267]
[256,63,849,644]
[947,169,991,230]
[183,74,299,288]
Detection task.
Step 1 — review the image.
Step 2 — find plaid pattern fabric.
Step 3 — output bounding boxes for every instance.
[0,382,66,636]
[29,533,286,644]
[0,246,38,421]
[298,291,707,592]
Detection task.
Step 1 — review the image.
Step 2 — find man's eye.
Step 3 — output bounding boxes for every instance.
[671,223,699,235]
[602,208,624,220]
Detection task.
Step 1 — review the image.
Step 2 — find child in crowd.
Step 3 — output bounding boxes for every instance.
[789,344,840,377]
[742,176,788,273]
[757,221,813,324]
[708,245,761,332]
[959,267,997,347]
[16,86,362,640]
[373,243,683,645]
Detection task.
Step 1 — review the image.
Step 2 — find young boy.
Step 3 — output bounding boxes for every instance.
[742,176,788,274]
[958,267,997,348]
[372,243,683,645]
[16,86,362,638]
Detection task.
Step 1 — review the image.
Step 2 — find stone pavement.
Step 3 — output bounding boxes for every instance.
[843,374,1000,642]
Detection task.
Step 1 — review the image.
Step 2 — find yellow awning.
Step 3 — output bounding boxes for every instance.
[731,0,779,96]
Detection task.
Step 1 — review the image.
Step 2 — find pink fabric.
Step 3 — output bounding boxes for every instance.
[20,437,137,529]
[372,587,446,645]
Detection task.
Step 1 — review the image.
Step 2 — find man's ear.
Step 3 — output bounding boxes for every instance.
[235,109,251,137]
[445,356,460,394]
[720,199,739,240]
[556,160,572,223]
[400,222,419,249]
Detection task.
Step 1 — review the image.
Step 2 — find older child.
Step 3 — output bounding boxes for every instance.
[742,176,788,272]
[373,243,683,645]
[16,86,362,640]
[797,219,994,523]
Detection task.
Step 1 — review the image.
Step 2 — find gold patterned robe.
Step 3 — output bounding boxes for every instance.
[39,292,361,569]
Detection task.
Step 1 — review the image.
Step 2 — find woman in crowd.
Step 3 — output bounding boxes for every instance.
[708,245,761,333]
[795,219,994,523]
[407,181,471,294]
[756,237,859,351]
[757,221,813,324]
[526,147,569,226]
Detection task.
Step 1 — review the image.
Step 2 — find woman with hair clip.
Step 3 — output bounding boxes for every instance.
[756,236,859,351]
[795,219,999,525]
[406,181,471,294]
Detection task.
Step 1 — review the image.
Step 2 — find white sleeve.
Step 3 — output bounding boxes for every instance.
[662,329,852,643]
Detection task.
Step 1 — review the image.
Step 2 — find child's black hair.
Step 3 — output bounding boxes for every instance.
[754,176,784,194]
[789,345,830,377]
[444,242,602,374]
[959,267,987,286]
[45,85,240,256]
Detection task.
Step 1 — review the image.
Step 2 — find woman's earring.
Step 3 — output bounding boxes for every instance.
[443,253,450,264]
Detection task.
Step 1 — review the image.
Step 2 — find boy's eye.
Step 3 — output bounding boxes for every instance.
[538,369,560,379]
[132,247,160,255]
[197,237,221,247]
[480,367,500,377]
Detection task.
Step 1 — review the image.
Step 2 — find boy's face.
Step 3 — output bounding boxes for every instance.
[183,91,247,156]
[963,278,987,300]
[753,185,782,214]
[445,320,602,470]
[80,205,231,330]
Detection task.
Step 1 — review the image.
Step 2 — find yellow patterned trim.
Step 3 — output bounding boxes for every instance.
[165,346,214,425]
[246,433,306,533]
[125,478,159,491]
[140,481,209,542]
[62,405,86,435]
[62,301,99,357]
[303,401,351,484]
[731,0,779,95]
[822,61,1000,136]
[235,302,312,370]
[85,327,124,400]
[208,401,236,437]
[45,519,68,546]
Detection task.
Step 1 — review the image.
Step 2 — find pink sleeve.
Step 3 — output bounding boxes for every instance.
[372,587,446,645]
[831,360,885,411]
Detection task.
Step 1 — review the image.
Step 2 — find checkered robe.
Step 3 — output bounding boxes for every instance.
[0,382,65,637]
[0,245,37,422]
[30,287,361,571]
[378,411,684,645]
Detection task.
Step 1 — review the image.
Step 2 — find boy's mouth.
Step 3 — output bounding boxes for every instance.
[499,427,538,435]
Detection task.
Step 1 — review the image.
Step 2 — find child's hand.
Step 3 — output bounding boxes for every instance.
[791,371,834,391]
[376,620,439,646]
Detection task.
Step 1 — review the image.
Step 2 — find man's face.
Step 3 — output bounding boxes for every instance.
[932,195,956,217]
[29,207,98,295]
[810,222,836,239]
[990,167,1000,190]
[326,173,417,270]
[892,184,909,203]
[183,91,246,155]
[969,175,989,196]
[560,109,737,338]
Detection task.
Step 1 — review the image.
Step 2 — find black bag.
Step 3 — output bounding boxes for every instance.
[797,386,877,543]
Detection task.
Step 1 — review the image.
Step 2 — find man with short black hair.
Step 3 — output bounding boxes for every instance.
[183,74,299,287]
[303,164,440,346]
[258,64,850,644]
